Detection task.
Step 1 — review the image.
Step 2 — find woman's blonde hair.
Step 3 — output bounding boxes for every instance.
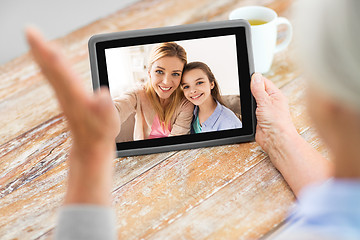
[183,61,226,107]
[145,42,187,126]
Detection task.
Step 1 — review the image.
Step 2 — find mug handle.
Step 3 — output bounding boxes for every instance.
[274,17,293,53]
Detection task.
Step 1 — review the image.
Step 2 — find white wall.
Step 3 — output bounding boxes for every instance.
[0,0,140,65]
[176,35,240,96]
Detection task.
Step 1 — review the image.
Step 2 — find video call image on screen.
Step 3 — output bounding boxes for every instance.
[105,35,242,143]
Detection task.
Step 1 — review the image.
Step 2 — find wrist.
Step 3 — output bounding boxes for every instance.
[72,137,115,157]
[266,126,300,163]
[64,140,116,206]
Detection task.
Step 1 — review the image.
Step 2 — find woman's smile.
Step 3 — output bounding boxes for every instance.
[159,85,172,91]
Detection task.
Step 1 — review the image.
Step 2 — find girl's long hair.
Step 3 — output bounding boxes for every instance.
[145,42,187,126]
[183,61,225,106]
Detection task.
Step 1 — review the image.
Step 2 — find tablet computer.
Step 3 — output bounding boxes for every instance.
[89,20,256,157]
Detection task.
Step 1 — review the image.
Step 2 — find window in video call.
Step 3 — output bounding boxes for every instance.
[103,35,243,144]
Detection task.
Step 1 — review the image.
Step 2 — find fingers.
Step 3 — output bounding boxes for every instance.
[25,26,89,110]
[251,73,267,102]
[251,73,282,101]
[263,77,281,97]
[93,87,114,111]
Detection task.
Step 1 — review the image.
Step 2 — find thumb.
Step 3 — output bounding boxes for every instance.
[251,73,268,102]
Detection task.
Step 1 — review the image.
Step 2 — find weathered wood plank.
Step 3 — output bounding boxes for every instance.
[266,46,300,89]
[0,60,92,146]
[0,115,69,198]
[111,143,266,239]
[0,114,178,239]
[0,160,67,240]
[0,149,178,239]
[145,127,329,240]
[146,158,295,240]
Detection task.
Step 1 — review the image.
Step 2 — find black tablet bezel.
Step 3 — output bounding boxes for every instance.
[89,20,256,157]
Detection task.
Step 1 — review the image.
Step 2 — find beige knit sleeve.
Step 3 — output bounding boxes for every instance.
[113,90,138,125]
[169,99,194,136]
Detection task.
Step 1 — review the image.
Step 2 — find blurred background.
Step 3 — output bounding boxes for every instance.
[0,0,140,65]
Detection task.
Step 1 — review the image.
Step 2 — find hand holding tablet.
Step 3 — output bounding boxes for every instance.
[89,20,257,157]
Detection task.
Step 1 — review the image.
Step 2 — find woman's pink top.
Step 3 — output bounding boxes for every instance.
[148,116,171,139]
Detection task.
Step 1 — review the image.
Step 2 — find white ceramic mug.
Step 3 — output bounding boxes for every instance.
[229,6,292,73]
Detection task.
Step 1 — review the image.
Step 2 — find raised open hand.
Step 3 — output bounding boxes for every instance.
[26,27,120,152]
[26,27,120,205]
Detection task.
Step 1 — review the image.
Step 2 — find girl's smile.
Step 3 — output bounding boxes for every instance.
[190,93,204,100]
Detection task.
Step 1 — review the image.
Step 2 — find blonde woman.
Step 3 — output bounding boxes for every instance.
[113,42,194,141]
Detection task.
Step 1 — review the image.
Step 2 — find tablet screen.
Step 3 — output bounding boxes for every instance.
[90,21,255,155]
[106,34,241,141]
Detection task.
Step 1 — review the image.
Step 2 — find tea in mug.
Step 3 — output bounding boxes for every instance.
[248,19,268,26]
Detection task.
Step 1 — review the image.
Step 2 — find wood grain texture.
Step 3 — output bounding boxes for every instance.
[0,0,327,239]
[112,144,268,239]
[0,141,178,239]
[146,158,294,240]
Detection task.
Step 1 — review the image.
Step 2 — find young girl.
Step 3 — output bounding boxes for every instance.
[181,61,242,133]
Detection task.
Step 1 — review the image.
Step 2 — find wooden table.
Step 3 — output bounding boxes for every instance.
[0,0,329,239]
